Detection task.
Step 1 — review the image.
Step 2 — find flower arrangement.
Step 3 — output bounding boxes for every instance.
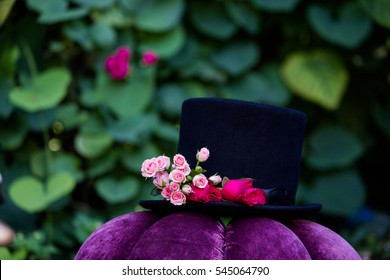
[141,148,266,207]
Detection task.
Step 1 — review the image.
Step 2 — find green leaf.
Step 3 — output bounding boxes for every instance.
[139,26,186,59]
[87,151,117,177]
[0,44,19,79]
[71,0,114,8]
[9,67,71,112]
[190,1,237,40]
[9,176,46,213]
[30,151,83,182]
[0,79,14,118]
[155,82,207,117]
[302,170,366,216]
[96,177,140,204]
[0,115,28,150]
[26,0,66,13]
[38,8,89,24]
[108,114,158,144]
[225,0,260,34]
[88,66,155,118]
[281,50,349,110]
[75,131,113,159]
[222,66,290,106]
[251,0,300,12]
[134,0,184,32]
[0,0,16,27]
[56,104,88,130]
[64,22,94,51]
[305,125,365,170]
[90,22,117,49]
[372,100,390,137]
[360,0,390,29]
[153,121,179,143]
[211,41,260,76]
[9,173,76,213]
[307,3,372,49]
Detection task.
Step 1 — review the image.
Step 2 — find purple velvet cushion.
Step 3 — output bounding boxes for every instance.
[75,211,361,260]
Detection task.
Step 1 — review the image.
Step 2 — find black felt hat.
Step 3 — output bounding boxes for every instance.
[140,98,321,218]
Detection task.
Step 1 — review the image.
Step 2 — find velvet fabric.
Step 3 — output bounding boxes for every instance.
[75,211,361,260]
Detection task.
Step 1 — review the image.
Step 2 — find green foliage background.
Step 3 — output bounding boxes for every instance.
[1,0,390,259]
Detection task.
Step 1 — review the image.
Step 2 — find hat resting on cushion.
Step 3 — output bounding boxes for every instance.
[140,98,321,218]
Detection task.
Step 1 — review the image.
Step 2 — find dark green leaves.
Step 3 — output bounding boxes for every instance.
[360,0,390,29]
[307,3,372,48]
[282,50,349,110]
[9,68,71,112]
[305,125,365,170]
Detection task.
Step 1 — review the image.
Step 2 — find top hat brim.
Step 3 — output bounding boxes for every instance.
[139,200,322,219]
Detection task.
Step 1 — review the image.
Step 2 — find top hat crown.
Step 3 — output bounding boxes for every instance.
[141,98,321,217]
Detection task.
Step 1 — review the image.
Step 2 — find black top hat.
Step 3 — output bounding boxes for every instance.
[140,98,321,218]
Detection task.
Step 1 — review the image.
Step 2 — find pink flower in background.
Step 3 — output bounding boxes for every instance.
[104,46,131,80]
[196,147,210,162]
[142,50,158,66]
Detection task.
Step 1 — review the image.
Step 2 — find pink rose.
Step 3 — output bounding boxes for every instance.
[141,158,159,178]
[161,186,172,200]
[156,155,170,171]
[209,174,222,185]
[115,46,132,61]
[170,191,186,206]
[169,182,180,192]
[241,188,266,206]
[169,169,186,183]
[142,50,158,66]
[221,178,254,202]
[173,154,187,169]
[188,184,222,203]
[192,174,208,189]
[196,147,210,162]
[180,163,191,176]
[153,171,169,189]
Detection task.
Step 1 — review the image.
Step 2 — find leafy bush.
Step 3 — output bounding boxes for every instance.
[1,0,390,259]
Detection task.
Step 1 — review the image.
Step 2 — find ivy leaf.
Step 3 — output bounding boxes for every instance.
[211,41,260,76]
[281,50,349,110]
[74,131,113,159]
[9,173,76,213]
[9,67,71,112]
[96,177,140,204]
[360,0,390,29]
[225,0,260,34]
[190,1,237,40]
[139,26,186,59]
[307,3,372,49]
[305,125,365,170]
[251,0,300,12]
[134,0,184,32]
[302,170,366,217]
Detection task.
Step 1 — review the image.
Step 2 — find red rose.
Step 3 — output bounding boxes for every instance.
[241,188,266,206]
[221,179,254,203]
[188,184,222,203]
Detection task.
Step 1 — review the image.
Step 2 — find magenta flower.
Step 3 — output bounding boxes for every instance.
[141,50,159,66]
[104,47,132,80]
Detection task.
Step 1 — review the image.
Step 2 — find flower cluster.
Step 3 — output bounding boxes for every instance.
[104,46,158,80]
[141,148,266,207]
[141,148,222,206]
